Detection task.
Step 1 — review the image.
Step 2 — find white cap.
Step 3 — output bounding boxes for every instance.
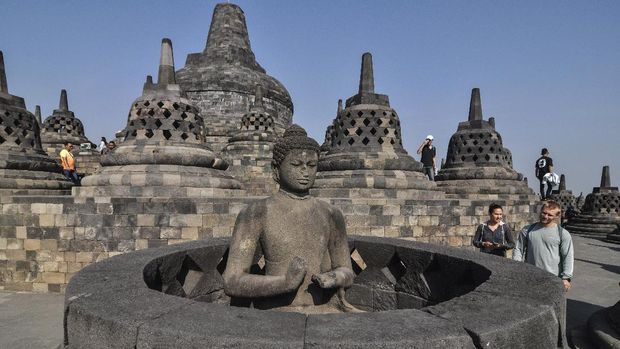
[426,135,434,140]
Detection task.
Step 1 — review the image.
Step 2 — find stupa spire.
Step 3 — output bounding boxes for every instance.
[59,89,69,112]
[358,53,375,94]
[0,51,8,93]
[468,88,482,121]
[601,166,611,188]
[157,38,176,86]
[559,174,566,191]
[35,105,42,124]
[337,99,343,114]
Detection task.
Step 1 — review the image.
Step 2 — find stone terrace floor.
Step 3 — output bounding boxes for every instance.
[0,235,617,349]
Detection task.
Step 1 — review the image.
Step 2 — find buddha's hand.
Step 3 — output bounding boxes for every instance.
[285,256,307,291]
[311,271,338,289]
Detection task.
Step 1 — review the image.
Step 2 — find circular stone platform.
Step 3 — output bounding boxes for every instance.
[63,236,567,348]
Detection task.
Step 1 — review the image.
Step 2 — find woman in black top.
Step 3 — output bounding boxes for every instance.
[472,203,515,257]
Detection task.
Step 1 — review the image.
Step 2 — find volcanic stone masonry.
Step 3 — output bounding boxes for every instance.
[40,89,100,176]
[77,38,243,199]
[549,174,577,213]
[0,51,72,196]
[0,3,543,293]
[565,166,620,242]
[435,88,536,201]
[312,53,537,241]
[219,84,278,196]
[176,3,293,152]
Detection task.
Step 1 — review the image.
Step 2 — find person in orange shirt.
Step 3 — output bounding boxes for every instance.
[59,142,80,185]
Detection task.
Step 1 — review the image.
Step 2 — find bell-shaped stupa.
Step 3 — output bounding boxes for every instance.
[565,166,620,241]
[176,3,293,151]
[315,53,436,193]
[549,174,577,213]
[0,51,71,194]
[219,84,277,195]
[435,88,535,198]
[40,89,92,154]
[77,39,241,198]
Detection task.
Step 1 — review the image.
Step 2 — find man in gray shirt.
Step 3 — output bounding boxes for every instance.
[513,200,574,291]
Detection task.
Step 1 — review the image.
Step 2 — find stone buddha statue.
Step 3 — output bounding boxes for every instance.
[223,125,359,314]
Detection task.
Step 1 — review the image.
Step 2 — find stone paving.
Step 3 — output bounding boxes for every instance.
[0,235,617,348]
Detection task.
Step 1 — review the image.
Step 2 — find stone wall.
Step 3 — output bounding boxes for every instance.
[0,192,538,293]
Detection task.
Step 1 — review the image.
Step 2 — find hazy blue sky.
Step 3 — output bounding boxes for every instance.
[2,1,619,196]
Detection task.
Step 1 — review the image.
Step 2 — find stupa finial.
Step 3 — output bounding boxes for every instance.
[0,51,8,93]
[601,166,611,188]
[468,88,483,121]
[35,105,42,124]
[358,52,375,94]
[559,174,566,191]
[158,38,176,86]
[59,89,69,112]
[337,99,343,114]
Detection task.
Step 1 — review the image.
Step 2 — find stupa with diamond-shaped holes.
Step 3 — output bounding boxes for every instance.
[314,52,438,194]
[77,38,242,198]
[0,51,71,194]
[435,88,535,199]
[565,166,620,242]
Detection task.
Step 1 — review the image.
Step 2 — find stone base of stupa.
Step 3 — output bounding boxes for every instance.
[314,169,438,193]
[0,152,73,195]
[565,214,620,240]
[75,164,243,198]
[435,166,536,201]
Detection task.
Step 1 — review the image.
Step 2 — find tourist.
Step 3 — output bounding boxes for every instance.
[223,125,359,313]
[472,203,515,257]
[102,141,116,155]
[535,148,554,199]
[513,200,574,291]
[59,142,80,185]
[416,135,436,180]
[97,137,107,154]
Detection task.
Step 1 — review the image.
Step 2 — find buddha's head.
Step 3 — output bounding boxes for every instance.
[272,124,320,194]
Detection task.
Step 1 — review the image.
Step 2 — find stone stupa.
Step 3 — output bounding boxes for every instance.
[549,174,577,213]
[40,89,92,153]
[435,88,535,199]
[0,51,71,194]
[176,3,293,151]
[565,166,620,241]
[77,38,242,198]
[314,53,437,195]
[219,84,277,195]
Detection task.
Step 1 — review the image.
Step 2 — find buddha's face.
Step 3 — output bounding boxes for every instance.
[277,149,318,194]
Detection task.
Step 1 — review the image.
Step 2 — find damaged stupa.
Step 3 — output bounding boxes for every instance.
[219,84,277,195]
[435,88,536,199]
[176,3,293,151]
[565,166,620,241]
[77,38,242,198]
[0,51,71,195]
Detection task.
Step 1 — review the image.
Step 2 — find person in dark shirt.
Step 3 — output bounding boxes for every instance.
[535,148,554,199]
[472,203,515,257]
[416,135,436,180]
